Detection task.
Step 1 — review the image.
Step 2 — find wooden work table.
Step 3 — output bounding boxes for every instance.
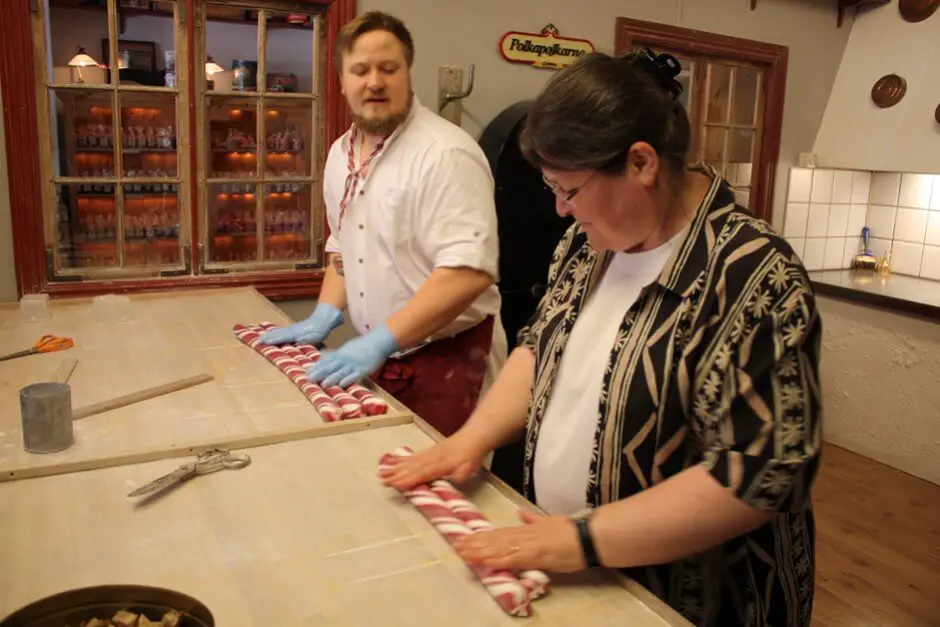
[0,287,410,482]
[0,287,690,626]
[0,422,688,626]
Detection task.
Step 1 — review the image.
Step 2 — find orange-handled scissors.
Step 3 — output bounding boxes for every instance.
[0,334,74,363]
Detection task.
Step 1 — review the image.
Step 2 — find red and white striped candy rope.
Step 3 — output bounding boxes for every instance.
[254,321,389,415]
[428,479,551,600]
[233,323,343,422]
[378,448,533,617]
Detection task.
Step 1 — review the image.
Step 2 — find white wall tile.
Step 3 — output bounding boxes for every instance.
[931,175,940,210]
[811,169,834,203]
[824,237,847,269]
[870,171,901,206]
[788,237,806,259]
[807,204,830,237]
[783,203,809,238]
[847,204,868,238]
[788,168,812,203]
[890,241,924,277]
[851,171,871,204]
[803,238,826,270]
[925,211,940,247]
[920,245,940,280]
[869,236,891,258]
[867,204,897,240]
[842,237,860,268]
[898,173,934,209]
[831,170,853,203]
[894,208,928,243]
[827,204,849,237]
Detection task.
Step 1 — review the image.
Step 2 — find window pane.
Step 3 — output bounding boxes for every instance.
[208,96,259,179]
[674,56,695,112]
[205,4,259,92]
[55,183,117,270]
[122,185,181,266]
[265,11,315,93]
[120,91,178,178]
[263,183,312,261]
[208,183,259,263]
[51,89,116,180]
[705,63,732,124]
[728,128,755,165]
[113,2,174,87]
[731,68,760,126]
[263,100,312,177]
[45,1,109,85]
[703,127,727,165]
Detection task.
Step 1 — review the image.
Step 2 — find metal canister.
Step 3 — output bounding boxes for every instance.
[231,60,257,91]
[20,382,74,454]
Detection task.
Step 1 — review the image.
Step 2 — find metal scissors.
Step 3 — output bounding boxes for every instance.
[0,334,75,362]
[127,448,251,497]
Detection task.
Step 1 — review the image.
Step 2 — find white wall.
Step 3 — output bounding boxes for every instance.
[818,296,940,485]
[361,0,854,232]
[813,4,940,173]
[0,81,16,304]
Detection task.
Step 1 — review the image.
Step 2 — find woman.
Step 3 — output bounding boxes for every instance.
[381,49,822,627]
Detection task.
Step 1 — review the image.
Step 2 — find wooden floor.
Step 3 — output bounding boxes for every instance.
[811,444,940,627]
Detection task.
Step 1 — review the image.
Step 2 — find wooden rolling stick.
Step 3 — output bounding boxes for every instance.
[72,374,215,421]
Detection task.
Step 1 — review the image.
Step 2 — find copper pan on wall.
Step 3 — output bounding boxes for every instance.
[898,0,940,22]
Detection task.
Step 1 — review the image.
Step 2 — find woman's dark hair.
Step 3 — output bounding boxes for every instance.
[519,49,691,179]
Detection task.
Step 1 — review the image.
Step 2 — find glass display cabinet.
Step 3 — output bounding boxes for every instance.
[4,0,354,298]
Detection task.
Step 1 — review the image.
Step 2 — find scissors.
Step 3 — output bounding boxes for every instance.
[0,334,74,363]
[127,448,251,498]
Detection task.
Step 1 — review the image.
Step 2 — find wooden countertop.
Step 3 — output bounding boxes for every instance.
[0,421,689,626]
[0,287,410,482]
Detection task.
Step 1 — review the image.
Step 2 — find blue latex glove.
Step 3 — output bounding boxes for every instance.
[258,303,344,345]
[306,324,399,388]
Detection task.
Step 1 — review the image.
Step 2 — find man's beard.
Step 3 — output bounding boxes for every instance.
[352,91,413,136]
[353,110,408,137]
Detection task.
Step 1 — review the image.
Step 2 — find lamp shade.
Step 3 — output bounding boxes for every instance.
[69,46,98,67]
[205,56,224,75]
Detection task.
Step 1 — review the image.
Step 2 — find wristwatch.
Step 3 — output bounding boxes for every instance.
[573,512,602,568]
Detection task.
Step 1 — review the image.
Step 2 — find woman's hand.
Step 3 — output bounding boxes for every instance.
[379,432,488,491]
[453,510,587,573]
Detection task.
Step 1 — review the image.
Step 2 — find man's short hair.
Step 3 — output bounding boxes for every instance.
[334,11,415,71]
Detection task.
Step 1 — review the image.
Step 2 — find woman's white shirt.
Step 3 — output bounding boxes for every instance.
[533,229,688,515]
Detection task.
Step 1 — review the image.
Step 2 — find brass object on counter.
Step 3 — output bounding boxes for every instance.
[871,74,907,108]
[898,0,939,22]
[876,250,893,278]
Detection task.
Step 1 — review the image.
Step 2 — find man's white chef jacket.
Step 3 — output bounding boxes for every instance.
[323,95,507,384]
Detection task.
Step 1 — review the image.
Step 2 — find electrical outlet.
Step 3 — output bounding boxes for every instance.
[438,66,464,125]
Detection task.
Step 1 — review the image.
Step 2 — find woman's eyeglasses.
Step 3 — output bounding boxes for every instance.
[542,170,600,203]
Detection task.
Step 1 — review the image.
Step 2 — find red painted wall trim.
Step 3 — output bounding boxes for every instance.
[0,0,355,300]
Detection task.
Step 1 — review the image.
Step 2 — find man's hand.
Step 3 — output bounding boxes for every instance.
[306,324,399,388]
[259,303,344,346]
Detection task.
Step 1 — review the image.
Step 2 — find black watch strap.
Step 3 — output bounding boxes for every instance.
[575,516,601,568]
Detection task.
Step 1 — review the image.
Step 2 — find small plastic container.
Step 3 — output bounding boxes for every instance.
[20,293,52,323]
[93,293,132,324]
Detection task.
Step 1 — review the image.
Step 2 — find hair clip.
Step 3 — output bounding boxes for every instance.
[640,48,684,100]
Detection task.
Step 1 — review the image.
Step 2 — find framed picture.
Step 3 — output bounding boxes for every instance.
[101,38,157,72]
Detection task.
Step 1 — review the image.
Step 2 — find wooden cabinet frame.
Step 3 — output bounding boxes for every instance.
[615,17,787,223]
[0,0,354,300]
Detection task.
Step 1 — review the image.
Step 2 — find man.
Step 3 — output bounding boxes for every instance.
[260,10,507,437]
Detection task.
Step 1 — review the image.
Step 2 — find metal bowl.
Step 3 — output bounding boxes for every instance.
[0,585,214,627]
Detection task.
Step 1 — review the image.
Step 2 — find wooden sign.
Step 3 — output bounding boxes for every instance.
[498,23,595,70]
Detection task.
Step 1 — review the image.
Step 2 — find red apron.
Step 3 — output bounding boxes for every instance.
[372,317,495,437]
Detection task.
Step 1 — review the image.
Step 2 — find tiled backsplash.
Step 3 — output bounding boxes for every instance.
[783,167,940,280]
